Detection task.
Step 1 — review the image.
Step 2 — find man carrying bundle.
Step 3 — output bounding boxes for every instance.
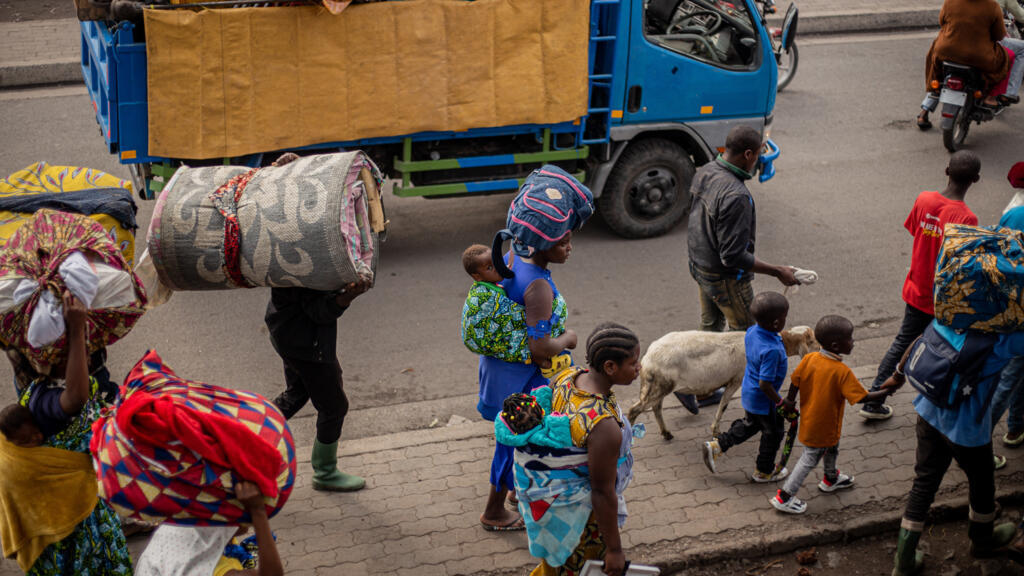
[263,153,372,493]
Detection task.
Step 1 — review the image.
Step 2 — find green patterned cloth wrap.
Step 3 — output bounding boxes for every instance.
[934,224,1024,333]
[461,282,567,363]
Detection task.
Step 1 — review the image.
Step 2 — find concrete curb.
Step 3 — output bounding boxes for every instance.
[476,475,1024,575]
[795,8,939,36]
[0,9,940,89]
[0,60,79,89]
[655,481,1024,574]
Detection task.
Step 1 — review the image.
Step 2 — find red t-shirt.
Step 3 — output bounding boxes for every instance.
[902,191,977,314]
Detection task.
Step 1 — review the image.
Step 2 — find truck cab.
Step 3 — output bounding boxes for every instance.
[80,0,779,239]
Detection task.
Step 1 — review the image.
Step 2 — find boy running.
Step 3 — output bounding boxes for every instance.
[703,291,792,482]
[770,315,899,514]
[861,151,981,420]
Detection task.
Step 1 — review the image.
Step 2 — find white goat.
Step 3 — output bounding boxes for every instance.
[627,327,818,440]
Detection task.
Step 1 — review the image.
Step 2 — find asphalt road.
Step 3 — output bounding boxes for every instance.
[0,32,1022,444]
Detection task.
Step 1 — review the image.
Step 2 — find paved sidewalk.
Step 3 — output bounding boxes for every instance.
[8,363,1016,576]
[0,0,941,89]
[0,18,80,88]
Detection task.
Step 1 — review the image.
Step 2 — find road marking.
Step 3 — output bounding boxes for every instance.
[801,30,937,46]
[0,84,87,101]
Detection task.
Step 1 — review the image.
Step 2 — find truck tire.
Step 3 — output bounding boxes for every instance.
[599,139,694,239]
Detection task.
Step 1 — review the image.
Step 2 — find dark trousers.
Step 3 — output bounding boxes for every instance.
[868,303,934,399]
[903,416,995,526]
[717,409,784,475]
[274,356,349,445]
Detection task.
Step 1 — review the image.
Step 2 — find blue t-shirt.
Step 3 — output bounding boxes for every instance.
[999,206,1024,231]
[913,321,1024,447]
[740,325,789,415]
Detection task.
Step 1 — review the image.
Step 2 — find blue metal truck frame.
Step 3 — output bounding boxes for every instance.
[80,0,784,238]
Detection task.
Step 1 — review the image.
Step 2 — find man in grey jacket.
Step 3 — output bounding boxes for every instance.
[688,125,798,330]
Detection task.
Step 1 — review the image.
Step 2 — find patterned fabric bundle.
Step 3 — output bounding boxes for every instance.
[0,162,137,262]
[148,151,386,291]
[934,224,1024,332]
[492,165,593,278]
[91,350,297,525]
[461,281,567,363]
[0,209,146,374]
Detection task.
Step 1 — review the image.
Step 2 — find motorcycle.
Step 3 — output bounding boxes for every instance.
[760,0,799,91]
[936,61,1008,152]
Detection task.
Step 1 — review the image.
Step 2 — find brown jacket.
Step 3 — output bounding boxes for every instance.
[926,0,1009,90]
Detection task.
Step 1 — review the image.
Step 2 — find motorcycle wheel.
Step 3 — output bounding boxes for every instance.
[776,43,798,92]
[942,104,971,152]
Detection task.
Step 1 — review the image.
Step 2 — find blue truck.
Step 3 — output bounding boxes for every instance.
[81,0,788,238]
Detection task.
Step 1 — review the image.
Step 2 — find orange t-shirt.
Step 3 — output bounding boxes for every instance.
[791,352,868,448]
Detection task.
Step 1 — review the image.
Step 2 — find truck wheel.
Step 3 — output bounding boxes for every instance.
[599,139,694,239]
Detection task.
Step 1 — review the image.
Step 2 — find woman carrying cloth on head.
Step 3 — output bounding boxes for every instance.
[476,166,593,532]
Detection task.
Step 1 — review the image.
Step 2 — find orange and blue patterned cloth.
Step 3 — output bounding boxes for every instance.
[934,224,1024,333]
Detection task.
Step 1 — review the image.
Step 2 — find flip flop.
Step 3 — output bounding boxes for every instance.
[480,513,525,531]
[507,493,519,507]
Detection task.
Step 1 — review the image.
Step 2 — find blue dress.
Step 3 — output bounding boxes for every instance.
[478,253,563,491]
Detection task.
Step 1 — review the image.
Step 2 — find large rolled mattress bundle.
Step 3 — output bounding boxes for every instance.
[147,151,386,291]
[91,350,296,525]
[0,209,146,374]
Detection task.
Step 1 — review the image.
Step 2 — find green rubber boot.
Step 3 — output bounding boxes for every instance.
[311,439,365,492]
[969,521,1018,558]
[892,527,924,576]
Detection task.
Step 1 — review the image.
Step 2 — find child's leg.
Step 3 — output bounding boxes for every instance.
[781,446,825,498]
[717,412,763,452]
[753,410,785,475]
[822,444,839,482]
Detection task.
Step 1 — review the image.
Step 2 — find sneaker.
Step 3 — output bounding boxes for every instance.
[702,439,721,474]
[994,454,1008,470]
[674,391,700,415]
[770,490,807,514]
[818,472,855,492]
[859,403,893,420]
[1003,430,1024,447]
[752,467,788,483]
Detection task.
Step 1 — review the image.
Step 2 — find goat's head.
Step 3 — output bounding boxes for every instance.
[781,326,818,358]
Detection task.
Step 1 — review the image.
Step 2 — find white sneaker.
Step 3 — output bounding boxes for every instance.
[703,439,722,474]
[818,472,855,492]
[770,490,807,514]
[752,466,788,483]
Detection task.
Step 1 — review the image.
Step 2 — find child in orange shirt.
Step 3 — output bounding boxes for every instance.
[770,315,899,514]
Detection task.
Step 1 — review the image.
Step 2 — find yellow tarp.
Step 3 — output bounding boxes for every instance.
[144,0,591,160]
[0,162,135,262]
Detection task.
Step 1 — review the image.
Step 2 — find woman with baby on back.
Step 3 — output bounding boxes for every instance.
[474,165,594,532]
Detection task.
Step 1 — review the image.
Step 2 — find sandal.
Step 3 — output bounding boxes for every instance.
[917,111,932,131]
[480,513,525,531]
[998,94,1020,106]
[507,492,519,507]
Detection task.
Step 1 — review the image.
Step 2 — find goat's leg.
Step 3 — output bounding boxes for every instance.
[710,379,743,437]
[628,373,653,424]
[652,396,673,440]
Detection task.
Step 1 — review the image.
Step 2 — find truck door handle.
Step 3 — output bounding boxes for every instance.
[627,85,642,113]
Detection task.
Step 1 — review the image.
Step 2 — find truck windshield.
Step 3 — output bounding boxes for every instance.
[644,0,760,69]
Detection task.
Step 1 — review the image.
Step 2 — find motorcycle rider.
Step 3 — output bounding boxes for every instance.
[996,0,1024,103]
[918,0,1019,129]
